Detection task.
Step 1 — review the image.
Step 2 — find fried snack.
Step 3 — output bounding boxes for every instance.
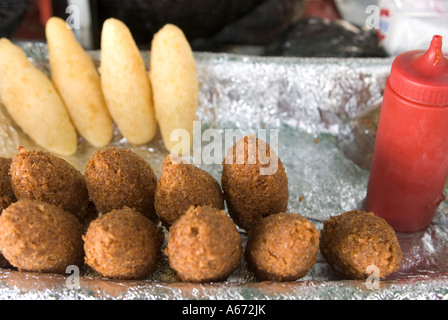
[149,24,199,154]
[100,18,157,145]
[0,157,16,211]
[155,155,224,227]
[46,17,113,148]
[245,213,319,281]
[84,207,164,280]
[0,157,14,266]
[221,135,289,231]
[10,147,89,220]
[85,147,158,221]
[165,205,242,283]
[0,199,84,274]
[0,38,77,156]
[320,210,402,280]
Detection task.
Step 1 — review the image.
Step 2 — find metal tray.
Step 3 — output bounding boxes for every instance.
[0,42,447,300]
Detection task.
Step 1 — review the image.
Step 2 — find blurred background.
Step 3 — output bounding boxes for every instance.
[1,0,448,57]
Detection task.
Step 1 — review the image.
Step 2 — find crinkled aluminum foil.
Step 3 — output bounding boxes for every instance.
[0,41,447,300]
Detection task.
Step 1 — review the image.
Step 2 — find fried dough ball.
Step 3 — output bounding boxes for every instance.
[0,158,15,266]
[221,135,288,231]
[245,213,319,281]
[0,199,84,274]
[85,147,158,221]
[0,157,15,211]
[10,147,89,220]
[83,207,164,280]
[320,210,402,280]
[165,205,242,283]
[155,155,224,227]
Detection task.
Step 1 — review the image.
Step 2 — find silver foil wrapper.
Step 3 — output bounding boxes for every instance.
[0,41,447,300]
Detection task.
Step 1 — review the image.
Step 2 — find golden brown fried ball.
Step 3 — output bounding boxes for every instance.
[10,147,89,220]
[155,155,224,227]
[0,157,15,209]
[245,212,319,281]
[83,207,164,280]
[221,135,288,231]
[0,199,84,274]
[320,210,402,280]
[0,157,15,267]
[85,147,158,221]
[165,205,242,283]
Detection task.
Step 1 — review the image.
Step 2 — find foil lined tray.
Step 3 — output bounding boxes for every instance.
[0,41,447,300]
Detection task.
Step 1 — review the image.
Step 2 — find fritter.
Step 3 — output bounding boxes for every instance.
[0,157,15,212]
[10,147,89,220]
[83,207,164,280]
[0,199,84,274]
[85,147,158,221]
[165,205,242,283]
[0,157,15,267]
[320,209,402,280]
[0,157,15,204]
[155,155,224,227]
[245,212,319,281]
[221,135,288,231]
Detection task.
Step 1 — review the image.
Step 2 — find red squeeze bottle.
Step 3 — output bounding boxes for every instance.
[365,35,448,232]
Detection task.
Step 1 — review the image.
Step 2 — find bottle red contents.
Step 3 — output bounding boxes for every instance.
[365,35,448,232]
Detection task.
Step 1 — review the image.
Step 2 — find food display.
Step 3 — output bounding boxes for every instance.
[84,207,164,280]
[10,147,90,221]
[319,210,402,280]
[85,146,158,222]
[155,154,224,227]
[2,17,445,300]
[0,38,77,156]
[245,212,319,281]
[221,135,289,231]
[165,205,242,283]
[46,17,113,149]
[0,199,84,274]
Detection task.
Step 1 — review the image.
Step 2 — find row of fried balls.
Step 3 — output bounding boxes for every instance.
[0,135,402,282]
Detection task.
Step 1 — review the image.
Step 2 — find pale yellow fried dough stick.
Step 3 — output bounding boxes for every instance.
[149,24,199,154]
[46,17,113,148]
[100,18,157,145]
[0,38,77,156]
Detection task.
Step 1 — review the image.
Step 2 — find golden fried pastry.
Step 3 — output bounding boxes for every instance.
[245,212,319,281]
[46,17,113,148]
[85,147,158,221]
[84,207,164,280]
[149,24,199,154]
[0,199,84,274]
[320,210,402,279]
[0,38,77,156]
[221,135,288,231]
[100,18,157,145]
[10,147,89,220]
[155,155,224,227]
[0,157,15,210]
[165,205,242,283]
